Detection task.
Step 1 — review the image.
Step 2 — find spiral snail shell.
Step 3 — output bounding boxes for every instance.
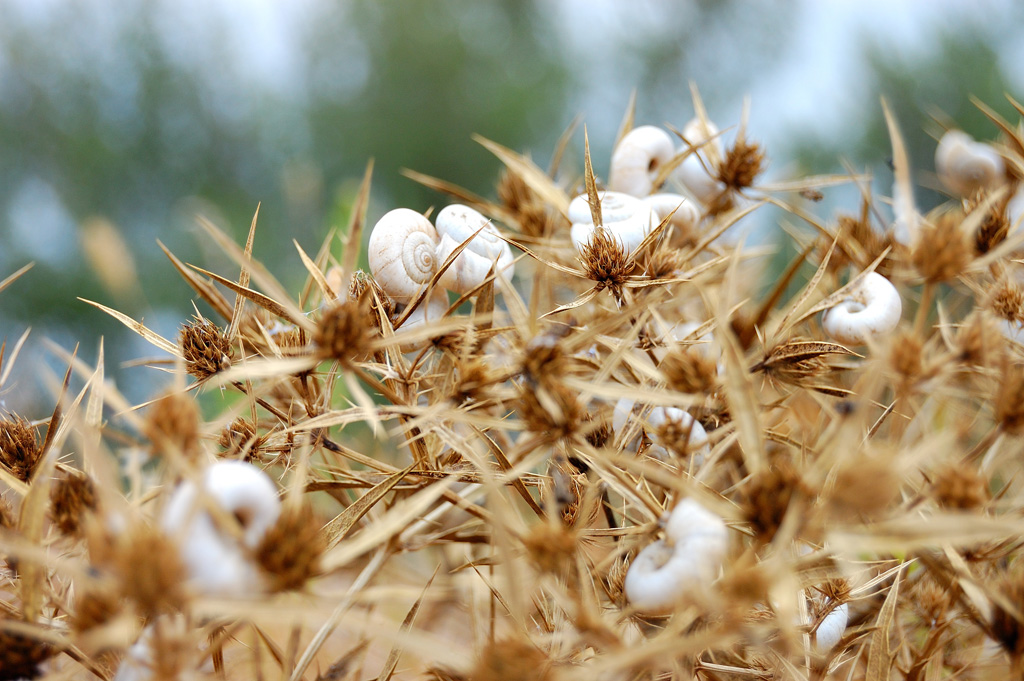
[368,208,439,302]
[677,117,726,206]
[609,125,677,197]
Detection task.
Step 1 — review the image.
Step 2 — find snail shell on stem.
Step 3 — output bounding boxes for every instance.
[677,117,726,205]
[434,204,515,293]
[935,129,1006,197]
[821,272,902,346]
[368,208,439,302]
[624,498,728,613]
[568,191,656,256]
[161,460,281,597]
[609,125,676,197]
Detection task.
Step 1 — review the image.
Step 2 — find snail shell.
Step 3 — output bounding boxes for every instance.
[161,460,281,596]
[368,208,439,302]
[677,117,726,205]
[821,272,902,346]
[935,129,1006,197]
[568,191,657,255]
[609,125,676,197]
[434,204,515,293]
[642,192,701,232]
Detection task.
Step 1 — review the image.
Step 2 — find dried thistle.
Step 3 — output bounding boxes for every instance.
[827,454,901,519]
[471,638,551,681]
[718,136,766,191]
[955,310,1003,367]
[911,209,972,282]
[0,624,53,681]
[991,564,1024,659]
[988,277,1024,326]
[515,382,582,442]
[0,415,41,482]
[498,168,551,238]
[72,579,122,633]
[967,190,1012,254]
[522,521,578,574]
[315,290,376,362]
[661,344,718,395]
[179,316,233,380]
[144,391,201,463]
[218,418,260,459]
[50,470,98,536]
[995,359,1024,435]
[931,463,988,510]
[743,459,811,543]
[112,521,188,618]
[255,503,326,592]
[579,228,634,295]
[349,269,395,330]
[521,332,568,387]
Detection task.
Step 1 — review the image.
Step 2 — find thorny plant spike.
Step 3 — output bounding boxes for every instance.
[7,90,1024,681]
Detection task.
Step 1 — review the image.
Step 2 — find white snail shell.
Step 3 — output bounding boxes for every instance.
[434,204,515,293]
[935,129,1006,197]
[161,460,281,596]
[368,208,439,302]
[624,498,728,613]
[609,125,676,197]
[677,117,726,205]
[568,191,657,255]
[646,406,710,464]
[821,272,902,346]
[642,192,701,232]
[815,601,849,653]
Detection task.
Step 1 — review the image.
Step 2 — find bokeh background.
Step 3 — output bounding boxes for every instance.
[1,0,1023,412]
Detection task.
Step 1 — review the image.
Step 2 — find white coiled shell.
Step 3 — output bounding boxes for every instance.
[935,129,1006,197]
[568,191,657,256]
[624,499,728,613]
[815,602,849,653]
[161,460,281,596]
[821,272,902,346]
[368,208,440,302]
[609,126,676,197]
[434,204,515,293]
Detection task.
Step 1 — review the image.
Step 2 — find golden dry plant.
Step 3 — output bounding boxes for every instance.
[8,91,1024,681]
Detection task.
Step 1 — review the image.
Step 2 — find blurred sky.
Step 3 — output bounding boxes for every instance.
[0,0,1022,411]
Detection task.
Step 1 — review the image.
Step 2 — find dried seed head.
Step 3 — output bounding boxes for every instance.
[498,169,551,238]
[826,213,889,273]
[113,521,188,618]
[218,417,259,459]
[0,622,53,681]
[255,503,326,592]
[579,228,634,292]
[515,382,582,441]
[315,290,376,362]
[743,459,811,543]
[349,269,395,330]
[522,521,578,574]
[910,574,953,625]
[988,277,1024,326]
[179,316,233,380]
[645,248,686,279]
[582,408,613,450]
[992,565,1024,658]
[144,391,201,463]
[911,210,972,282]
[827,454,901,519]
[995,360,1024,435]
[521,332,568,386]
[0,415,42,482]
[967,190,1012,254]
[718,136,766,191]
[471,638,550,681]
[0,495,13,529]
[447,357,495,407]
[72,578,122,633]
[931,463,988,510]
[660,345,718,394]
[50,471,98,536]
[955,310,1003,367]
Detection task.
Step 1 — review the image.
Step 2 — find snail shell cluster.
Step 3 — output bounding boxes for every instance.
[369,204,514,302]
[624,498,728,613]
[568,191,657,256]
[821,272,902,346]
[935,129,1006,197]
[161,460,281,596]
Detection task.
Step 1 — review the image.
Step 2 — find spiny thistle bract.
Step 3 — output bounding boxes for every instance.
[6,91,1024,680]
